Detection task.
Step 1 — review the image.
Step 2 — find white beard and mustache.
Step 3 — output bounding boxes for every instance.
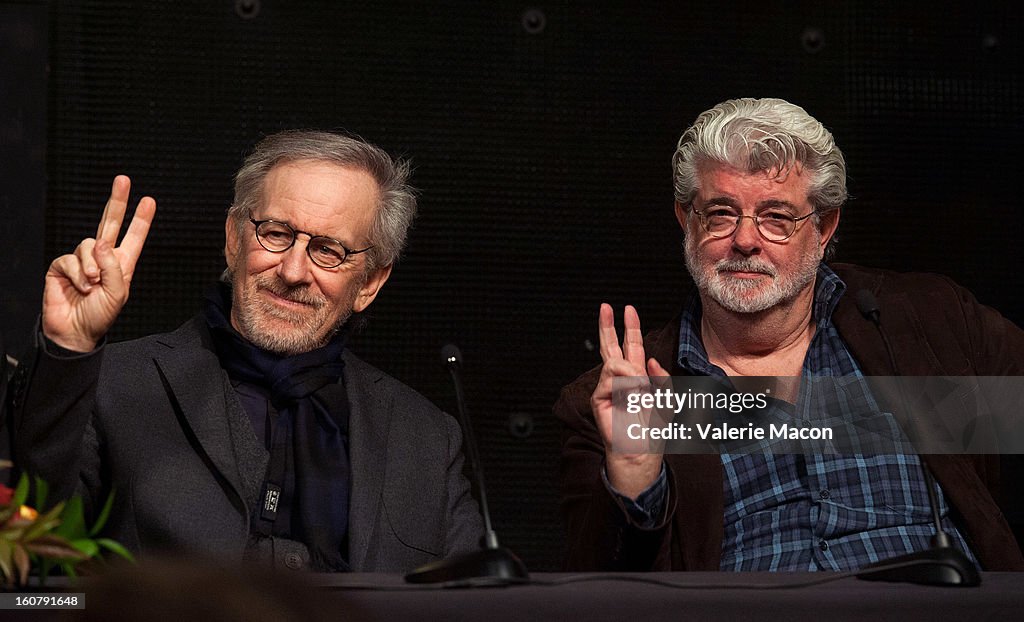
[683,230,823,314]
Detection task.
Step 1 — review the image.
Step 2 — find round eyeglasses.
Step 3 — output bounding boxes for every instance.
[690,205,816,242]
[249,217,373,269]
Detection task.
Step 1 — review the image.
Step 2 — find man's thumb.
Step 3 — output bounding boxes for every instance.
[94,239,126,297]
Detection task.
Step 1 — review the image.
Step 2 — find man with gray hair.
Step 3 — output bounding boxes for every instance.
[10,130,483,572]
[557,98,1024,572]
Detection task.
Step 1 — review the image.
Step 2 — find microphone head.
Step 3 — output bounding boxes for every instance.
[441,343,463,369]
[854,289,879,318]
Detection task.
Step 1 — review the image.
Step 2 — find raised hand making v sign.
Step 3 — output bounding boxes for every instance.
[558,98,1024,573]
[592,303,670,500]
[10,131,488,572]
[42,176,156,352]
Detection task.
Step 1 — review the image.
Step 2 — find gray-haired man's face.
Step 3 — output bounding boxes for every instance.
[223,159,391,354]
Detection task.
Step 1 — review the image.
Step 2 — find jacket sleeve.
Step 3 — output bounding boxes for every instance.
[9,330,105,510]
[946,276,1024,375]
[903,273,1024,569]
[555,372,674,571]
[951,276,1024,567]
[441,411,487,558]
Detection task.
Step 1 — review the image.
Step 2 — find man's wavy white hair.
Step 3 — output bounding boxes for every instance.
[672,98,847,257]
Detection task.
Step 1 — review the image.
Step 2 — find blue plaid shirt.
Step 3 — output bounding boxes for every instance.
[671,265,976,571]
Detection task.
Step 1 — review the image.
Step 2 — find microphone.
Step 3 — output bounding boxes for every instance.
[854,289,880,327]
[404,345,528,584]
[853,289,980,586]
[440,344,499,549]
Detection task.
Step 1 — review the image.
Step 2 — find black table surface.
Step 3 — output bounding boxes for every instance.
[302,572,1024,622]
[12,571,1022,621]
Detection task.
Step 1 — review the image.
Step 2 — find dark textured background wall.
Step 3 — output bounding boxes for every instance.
[6,1,1023,570]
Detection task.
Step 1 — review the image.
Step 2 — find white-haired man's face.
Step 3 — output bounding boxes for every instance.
[677,162,838,314]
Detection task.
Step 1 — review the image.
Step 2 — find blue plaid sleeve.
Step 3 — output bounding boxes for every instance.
[602,462,668,528]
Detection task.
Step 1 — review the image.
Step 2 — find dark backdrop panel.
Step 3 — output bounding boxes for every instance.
[0,1,47,355]
[40,1,1024,570]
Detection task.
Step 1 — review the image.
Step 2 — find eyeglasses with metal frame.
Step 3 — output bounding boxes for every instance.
[689,204,816,242]
[249,216,373,269]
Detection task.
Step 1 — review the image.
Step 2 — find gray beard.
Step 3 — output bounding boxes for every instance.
[226,264,353,356]
[683,233,823,314]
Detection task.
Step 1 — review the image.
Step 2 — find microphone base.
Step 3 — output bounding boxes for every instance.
[404,547,529,585]
[857,546,981,586]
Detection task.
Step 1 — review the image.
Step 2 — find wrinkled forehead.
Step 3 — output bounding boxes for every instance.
[234,159,381,238]
[262,160,378,213]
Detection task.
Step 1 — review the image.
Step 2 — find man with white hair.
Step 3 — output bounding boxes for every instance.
[557,98,1024,572]
[10,130,482,572]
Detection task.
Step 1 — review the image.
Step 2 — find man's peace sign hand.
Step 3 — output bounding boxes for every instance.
[42,176,156,352]
[591,303,670,500]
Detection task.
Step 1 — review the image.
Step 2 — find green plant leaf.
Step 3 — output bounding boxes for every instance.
[56,496,85,539]
[0,539,14,587]
[12,543,29,586]
[2,524,27,540]
[97,538,135,562]
[58,561,78,580]
[69,538,99,558]
[24,535,88,561]
[89,489,117,537]
[33,475,49,511]
[11,473,29,508]
[0,475,132,584]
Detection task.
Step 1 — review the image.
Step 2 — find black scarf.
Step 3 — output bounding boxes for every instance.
[203,283,351,571]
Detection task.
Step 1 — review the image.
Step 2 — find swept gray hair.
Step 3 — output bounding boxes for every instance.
[227,130,417,272]
[672,98,846,257]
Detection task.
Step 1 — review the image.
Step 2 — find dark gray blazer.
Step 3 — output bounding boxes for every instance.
[10,316,483,572]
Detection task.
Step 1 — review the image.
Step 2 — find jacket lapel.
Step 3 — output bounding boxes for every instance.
[832,264,965,376]
[642,316,726,569]
[151,318,253,517]
[341,352,391,569]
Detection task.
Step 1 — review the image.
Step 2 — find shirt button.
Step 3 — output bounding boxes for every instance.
[284,553,303,570]
[819,489,831,500]
[819,540,829,552]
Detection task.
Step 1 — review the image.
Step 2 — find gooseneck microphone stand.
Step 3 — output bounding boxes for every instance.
[854,290,980,586]
[404,344,528,585]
